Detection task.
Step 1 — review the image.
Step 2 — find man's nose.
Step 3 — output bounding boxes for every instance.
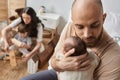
[84,28,92,38]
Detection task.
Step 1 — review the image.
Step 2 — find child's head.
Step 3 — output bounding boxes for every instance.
[63,36,87,56]
[18,24,29,38]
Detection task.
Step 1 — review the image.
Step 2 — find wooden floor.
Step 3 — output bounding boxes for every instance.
[0,59,48,80]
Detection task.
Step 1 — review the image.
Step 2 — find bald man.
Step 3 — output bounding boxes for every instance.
[21,0,120,80]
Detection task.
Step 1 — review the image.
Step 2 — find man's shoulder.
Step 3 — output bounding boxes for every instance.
[108,44,120,55]
[102,43,120,59]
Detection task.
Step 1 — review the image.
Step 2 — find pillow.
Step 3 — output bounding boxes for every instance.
[104,12,120,45]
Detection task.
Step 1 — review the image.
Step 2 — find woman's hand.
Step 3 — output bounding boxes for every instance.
[55,48,92,71]
[20,42,27,48]
[22,53,31,62]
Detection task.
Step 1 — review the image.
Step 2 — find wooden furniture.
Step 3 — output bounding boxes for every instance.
[8,0,26,20]
[0,0,8,21]
[0,0,25,22]
[9,50,17,67]
[3,50,22,67]
[39,31,59,68]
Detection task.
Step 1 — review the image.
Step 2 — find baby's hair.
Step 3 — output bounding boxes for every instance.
[64,36,87,56]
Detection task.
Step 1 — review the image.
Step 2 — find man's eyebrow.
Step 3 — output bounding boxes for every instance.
[75,24,83,27]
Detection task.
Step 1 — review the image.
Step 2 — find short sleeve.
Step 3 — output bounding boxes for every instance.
[9,17,22,28]
[36,23,43,42]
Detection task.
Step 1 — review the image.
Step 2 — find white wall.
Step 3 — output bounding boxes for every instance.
[27,0,74,34]
[27,0,120,34]
[102,0,120,13]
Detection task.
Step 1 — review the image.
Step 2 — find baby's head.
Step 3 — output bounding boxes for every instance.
[63,36,87,56]
[18,24,29,38]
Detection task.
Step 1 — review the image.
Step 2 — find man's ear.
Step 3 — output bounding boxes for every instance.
[103,13,107,23]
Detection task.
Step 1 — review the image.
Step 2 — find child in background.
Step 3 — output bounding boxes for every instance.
[56,36,100,80]
[9,24,32,56]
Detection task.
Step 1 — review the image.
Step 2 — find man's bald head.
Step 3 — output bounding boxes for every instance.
[71,0,104,21]
[72,0,103,12]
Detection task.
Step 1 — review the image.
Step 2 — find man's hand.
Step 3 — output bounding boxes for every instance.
[52,48,92,71]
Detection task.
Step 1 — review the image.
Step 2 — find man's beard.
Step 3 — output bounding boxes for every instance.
[83,30,103,48]
[75,28,103,48]
[83,37,98,47]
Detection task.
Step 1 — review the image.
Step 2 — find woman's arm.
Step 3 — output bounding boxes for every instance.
[22,23,43,61]
[1,17,21,51]
[2,26,12,50]
[22,41,41,62]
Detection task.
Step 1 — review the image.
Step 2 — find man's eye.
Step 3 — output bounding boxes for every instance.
[91,23,99,28]
[75,25,84,29]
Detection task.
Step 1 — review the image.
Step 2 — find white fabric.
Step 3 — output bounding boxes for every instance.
[57,51,99,80]
[104,12,120,45]
[0,38,4,49]
[9,17,22,27]
[36,23,43,42]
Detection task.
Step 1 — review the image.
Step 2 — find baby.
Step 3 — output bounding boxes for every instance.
[56,36,100,80]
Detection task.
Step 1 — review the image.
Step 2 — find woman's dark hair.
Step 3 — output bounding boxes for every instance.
[20,7,44,38]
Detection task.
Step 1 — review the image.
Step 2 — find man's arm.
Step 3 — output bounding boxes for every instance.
[50,22,91,72]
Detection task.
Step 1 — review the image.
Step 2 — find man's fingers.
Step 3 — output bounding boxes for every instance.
[79,64,91,71]
[80,59,90,68]
[74,53,88,62]
[64,48,75,57]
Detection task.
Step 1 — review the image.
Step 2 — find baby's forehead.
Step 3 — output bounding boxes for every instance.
[65,37,74,43]
[64,37,76,46]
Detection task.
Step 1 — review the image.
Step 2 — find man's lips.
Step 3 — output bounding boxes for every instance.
[84,38,95,43]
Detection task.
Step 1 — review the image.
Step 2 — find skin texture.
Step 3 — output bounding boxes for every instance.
[72,0,106,47]
[22,13,31,24]
[51,0,106,72]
